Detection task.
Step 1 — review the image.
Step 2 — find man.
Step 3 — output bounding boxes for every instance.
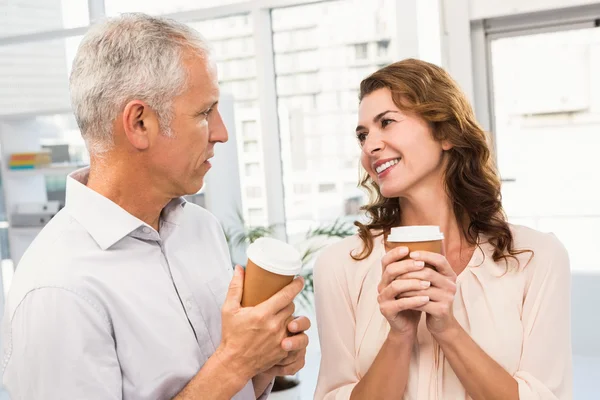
[1,14,310,399]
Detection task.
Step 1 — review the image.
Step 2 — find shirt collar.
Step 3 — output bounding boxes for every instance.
[65,167,187,250]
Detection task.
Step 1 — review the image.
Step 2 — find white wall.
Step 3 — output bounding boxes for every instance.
[469,0,600,20]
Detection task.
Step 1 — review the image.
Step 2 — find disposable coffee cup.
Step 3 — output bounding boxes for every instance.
[241,237,303,307]
[385,226,444,269]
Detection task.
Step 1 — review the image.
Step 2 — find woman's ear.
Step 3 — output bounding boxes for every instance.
[441,140,453,151]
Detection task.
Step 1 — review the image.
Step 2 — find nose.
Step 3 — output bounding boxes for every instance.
[210,110,229,144]
[363,133,384,155]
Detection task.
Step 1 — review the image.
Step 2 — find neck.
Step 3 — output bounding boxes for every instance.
[399,183,466,253]
[86,154,170,231]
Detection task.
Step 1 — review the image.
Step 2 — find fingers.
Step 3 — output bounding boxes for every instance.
[258,276,304,314]
[288,316,311,334]
[410,251,456,279]
[223,266,244,311]
[268,349,306,376]
[282,332,309,352]
[378,259,426,293]
[379,296,430,320]
[399,268,457,292]
[276,349,304,367]
[378,279,431,302]
[275,347,306,370]
[276,302,296,320]
[381,246,410,271]
[413,300,453,318]
[398,287,452,303]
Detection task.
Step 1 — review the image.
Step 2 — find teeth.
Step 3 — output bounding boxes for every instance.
[376,158,400,174]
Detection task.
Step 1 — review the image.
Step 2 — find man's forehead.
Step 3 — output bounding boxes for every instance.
[185,57,219,92]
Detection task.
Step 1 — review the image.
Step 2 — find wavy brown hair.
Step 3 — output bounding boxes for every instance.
[353,59,531,266]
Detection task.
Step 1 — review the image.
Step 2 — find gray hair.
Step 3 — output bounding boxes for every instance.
[70,13,211,154]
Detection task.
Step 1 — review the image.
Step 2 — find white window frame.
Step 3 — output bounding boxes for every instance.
[468,3,600,161]
[0,0,423,241]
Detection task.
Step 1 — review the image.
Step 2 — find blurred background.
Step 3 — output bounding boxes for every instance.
[0,0,599,398]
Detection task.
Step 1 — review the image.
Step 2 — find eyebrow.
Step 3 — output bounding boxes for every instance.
[355,110,400,132]
[196,100,219,115]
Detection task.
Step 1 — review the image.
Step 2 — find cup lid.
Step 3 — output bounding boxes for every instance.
[246,237,303,276]
[387,226,444,242]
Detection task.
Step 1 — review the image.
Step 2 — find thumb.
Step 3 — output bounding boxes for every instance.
[224,265,244,308]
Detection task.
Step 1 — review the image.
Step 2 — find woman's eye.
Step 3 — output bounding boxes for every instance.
[381,119,394,128]
[356,133,367,144]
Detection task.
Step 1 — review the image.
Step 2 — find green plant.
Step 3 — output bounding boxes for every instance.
[223,213,354,310]
[294,219,355,310]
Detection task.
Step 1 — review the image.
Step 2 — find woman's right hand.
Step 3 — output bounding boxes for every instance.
[377,246,430,336]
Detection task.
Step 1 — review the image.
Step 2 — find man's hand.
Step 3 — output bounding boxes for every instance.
[253,316,311,397]
[268,316,310,376]
[215,266,305,384]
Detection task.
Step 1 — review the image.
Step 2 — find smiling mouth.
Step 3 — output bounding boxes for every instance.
[375,158,401,174]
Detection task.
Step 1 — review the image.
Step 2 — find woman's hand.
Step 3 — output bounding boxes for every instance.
[377,246,431,337]
[396,251,459,337]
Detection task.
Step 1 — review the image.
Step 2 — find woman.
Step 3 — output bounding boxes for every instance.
[313,59,571,399]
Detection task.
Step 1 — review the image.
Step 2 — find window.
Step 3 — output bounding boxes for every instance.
[490,27,600,271]
[105,0,245,16]
[245,186,262,199]
[187,16,267,232]
[354,43,369,60]
[377,40,390,57]
[294,184,311,194]
[248,207,265,218]
[242,120,258,139]
[243,140,259,153]
[318,183,336,193]
[0,36,82,116]
[0,0,88,37]
[245,162,260,177]
[273,0,396,239]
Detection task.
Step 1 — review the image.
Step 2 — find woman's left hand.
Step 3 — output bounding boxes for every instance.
[396,251,459,336]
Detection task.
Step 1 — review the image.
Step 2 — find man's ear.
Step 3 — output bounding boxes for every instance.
[122,100,160,150]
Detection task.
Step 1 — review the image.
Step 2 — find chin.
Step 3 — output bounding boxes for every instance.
[378,181,412,199]
[180,179,204,197]
[190,181,205,195]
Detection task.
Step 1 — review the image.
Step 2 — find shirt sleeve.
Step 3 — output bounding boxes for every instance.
[515,234,573,399]
[313,245,360,400]
[256,379,274,400]
[2,287,122,400]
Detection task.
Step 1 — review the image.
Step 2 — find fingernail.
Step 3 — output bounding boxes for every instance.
[414,260,425,268]
[290,322,298,331]
[410,252,420,259]
[400,246,409,253]
[420,280,431,288]
[283,341,293,351]
[419,296,430,302]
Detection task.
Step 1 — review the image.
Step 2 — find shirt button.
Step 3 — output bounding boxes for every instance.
[186,299,194,310]
[142,227,151,234]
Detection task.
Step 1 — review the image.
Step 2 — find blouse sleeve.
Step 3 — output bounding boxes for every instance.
[313,243,361,400]
[514,234,573,399]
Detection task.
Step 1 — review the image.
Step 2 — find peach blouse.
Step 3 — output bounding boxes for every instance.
[313,225,572,399]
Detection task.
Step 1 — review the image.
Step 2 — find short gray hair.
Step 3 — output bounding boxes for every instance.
[70,13,211,154]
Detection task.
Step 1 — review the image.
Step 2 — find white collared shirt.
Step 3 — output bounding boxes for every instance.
[2,168,265,400]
